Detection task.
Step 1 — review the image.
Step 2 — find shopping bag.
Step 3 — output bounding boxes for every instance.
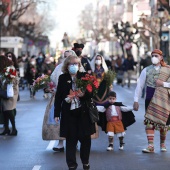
[42,94,65,140]
[7,84,14,98]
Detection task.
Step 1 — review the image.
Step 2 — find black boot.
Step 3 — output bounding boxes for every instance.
[83,164,90,170]
[0,129,10,135]
[8,110,17,136]
[0,111,10,135]
[10,129,17,136]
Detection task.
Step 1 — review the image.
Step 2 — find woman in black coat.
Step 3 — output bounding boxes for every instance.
[54,55,95,170]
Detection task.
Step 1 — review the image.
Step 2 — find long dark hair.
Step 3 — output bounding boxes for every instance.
[5,52,19,70]
[0,55,14,73]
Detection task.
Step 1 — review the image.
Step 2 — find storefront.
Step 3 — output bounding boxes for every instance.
[0,36,24,57]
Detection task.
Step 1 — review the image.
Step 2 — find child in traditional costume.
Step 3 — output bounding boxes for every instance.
[97,91,135,151]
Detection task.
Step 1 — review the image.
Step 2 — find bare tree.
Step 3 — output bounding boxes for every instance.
[2,0,46,35]
[78,3,115,44]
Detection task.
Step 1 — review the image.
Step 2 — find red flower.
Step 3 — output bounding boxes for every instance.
[13,70,17,76]
[93,80,99,88]
[81,77,89,80]
[86,84,92,92]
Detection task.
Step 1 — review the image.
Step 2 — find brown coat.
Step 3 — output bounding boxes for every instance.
[2,77,19,111]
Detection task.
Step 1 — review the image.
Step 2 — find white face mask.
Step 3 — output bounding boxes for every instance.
[31,61,35,65]
[151,57,160,65]
[95,60,102,65]
[113,56,117,60]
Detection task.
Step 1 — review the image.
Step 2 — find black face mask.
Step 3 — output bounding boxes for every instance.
[76,50,82,57]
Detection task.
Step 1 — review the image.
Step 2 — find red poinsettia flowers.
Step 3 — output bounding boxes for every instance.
[76,74,99,95]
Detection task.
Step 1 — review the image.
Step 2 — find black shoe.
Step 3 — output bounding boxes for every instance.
[53,147,64,152]
[10,129,17,136]
[68,164,78,170]
[69,167,77,170]
[0,129,10,135]
[83,164,90,170]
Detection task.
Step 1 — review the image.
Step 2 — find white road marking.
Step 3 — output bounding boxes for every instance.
[46,140,56,150]
[32,165,41,170]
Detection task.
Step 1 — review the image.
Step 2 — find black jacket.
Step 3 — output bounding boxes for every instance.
[98,102,136,132]
[54,72,95,138]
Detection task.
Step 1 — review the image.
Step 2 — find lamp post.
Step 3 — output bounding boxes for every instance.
[158,6,165,51]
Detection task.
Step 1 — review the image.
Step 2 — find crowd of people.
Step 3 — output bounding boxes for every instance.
[1,44,169,170]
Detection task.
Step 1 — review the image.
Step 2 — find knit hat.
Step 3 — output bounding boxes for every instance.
[151,49,163,56]
[108,91,116,98]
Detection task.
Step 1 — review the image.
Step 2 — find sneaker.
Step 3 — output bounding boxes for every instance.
[142,144,154,153]
[119,142,125,150]
[119,146,124,150]
[43,93,48,99]
[107,144,113,151]
[160,143,167,152]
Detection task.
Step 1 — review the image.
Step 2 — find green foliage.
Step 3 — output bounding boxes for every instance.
[104,70,116,88]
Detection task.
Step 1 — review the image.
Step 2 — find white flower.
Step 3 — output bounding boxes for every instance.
[10,75,15,78]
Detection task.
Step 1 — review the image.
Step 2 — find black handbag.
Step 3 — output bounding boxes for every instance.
[0,88,8,99]
[87,100,99,123]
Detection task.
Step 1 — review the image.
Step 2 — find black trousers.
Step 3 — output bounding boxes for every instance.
[3,109,16,130]
[66,108,91,168]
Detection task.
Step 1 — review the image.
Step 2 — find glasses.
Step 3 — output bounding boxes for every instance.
[152,55,159,58]
[69,63,79,66]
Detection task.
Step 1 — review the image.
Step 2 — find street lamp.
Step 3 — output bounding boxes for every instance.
[158,6,165,51]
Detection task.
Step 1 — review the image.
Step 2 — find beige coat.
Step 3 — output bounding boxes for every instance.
[2,77,19,111]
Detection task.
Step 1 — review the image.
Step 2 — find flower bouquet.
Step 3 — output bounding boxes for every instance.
[32,74,55,92]
[1,66,17,84]
[76,74,99,96]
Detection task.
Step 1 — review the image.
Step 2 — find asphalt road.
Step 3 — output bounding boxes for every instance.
[0,82,170,170]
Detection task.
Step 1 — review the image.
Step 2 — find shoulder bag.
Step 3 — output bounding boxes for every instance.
[87,99,99,124]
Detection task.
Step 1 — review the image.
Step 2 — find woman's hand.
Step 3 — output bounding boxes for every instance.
[77,90,85,97]
[133,102,139,111]
[55,117,60,123]
[156,79,163,87]
[44,88,55,94]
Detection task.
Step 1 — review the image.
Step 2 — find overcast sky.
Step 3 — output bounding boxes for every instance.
[45,0,96,48]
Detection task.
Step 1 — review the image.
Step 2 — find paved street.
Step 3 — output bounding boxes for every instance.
[1,82,170,170]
